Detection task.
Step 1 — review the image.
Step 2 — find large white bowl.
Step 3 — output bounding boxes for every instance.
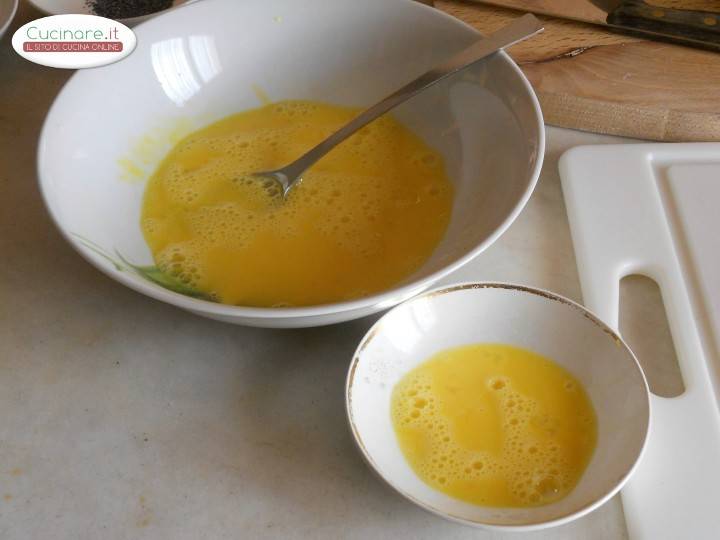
[347,283,651,530]
[38,0,544,327]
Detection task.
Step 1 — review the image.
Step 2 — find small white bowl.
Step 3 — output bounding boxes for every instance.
[26,0,195,26]
[38,0,543,327]
[346,282,650,531]
[0,0,18,38]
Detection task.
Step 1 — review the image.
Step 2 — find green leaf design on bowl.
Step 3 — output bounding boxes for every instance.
[72,234,215,302]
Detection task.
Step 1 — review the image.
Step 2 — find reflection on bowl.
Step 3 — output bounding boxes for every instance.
[38,0,544,327]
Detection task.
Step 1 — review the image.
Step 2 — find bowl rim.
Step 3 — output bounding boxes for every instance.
[36,0,545,320]
[345,281,652,531]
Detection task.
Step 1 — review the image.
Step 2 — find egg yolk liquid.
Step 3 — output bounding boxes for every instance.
[141,100,453,307]
[391,344,597,507]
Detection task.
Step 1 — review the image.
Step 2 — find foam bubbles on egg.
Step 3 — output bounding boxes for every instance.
[390,344,597,507]
[141,100,453,306]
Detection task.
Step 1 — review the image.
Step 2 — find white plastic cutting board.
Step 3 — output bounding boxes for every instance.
[560,144,720,540]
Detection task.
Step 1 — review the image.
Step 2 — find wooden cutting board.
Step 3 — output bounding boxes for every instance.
[435,0,720,141]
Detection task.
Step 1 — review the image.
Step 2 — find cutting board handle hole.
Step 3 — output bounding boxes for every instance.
[620,274,685,398]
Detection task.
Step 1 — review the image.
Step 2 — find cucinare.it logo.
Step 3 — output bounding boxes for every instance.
[12,14,136,69]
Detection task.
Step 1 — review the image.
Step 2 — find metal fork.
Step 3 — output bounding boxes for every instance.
[253,14,543,198]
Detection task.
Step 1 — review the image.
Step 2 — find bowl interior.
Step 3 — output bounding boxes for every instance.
[347,283,650,529]
[38,0,542,316]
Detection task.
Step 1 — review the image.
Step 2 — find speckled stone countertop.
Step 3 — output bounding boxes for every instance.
[0,3,654,539]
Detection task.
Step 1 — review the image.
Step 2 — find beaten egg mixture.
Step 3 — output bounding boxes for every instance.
[391,344,597,507]
[141,100,453,306]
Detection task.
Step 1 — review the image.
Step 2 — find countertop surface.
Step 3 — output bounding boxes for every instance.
[1,3,651,539]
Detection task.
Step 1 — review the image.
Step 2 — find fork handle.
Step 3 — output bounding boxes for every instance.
[280,14,544,183]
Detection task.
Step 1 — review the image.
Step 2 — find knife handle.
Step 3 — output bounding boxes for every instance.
[608,0,720,51]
